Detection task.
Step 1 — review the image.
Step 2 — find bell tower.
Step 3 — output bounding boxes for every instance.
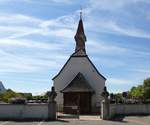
[74,11,87,53]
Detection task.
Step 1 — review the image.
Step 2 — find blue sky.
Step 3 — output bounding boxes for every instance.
[0,0,150,95]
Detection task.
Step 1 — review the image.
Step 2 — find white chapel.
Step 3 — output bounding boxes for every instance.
[52,14,106,114]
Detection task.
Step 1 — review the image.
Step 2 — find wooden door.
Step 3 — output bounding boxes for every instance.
[63,93,78,114]
[79,93,91,114]
[63,92,91,114]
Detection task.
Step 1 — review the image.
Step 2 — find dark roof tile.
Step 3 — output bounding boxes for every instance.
[61,72,94,93]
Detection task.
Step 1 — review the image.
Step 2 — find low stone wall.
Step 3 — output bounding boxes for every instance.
[0,103,56,120]
[109,104,150,119]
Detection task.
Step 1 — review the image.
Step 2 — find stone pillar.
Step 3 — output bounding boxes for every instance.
[48,102,56,120]
[101,86,110,120]
[47,86,57,120]
[101,99,110,120]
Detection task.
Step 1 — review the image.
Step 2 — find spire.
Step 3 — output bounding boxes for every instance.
[74,9,87,53]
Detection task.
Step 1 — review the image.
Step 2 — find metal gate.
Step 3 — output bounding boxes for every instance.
[57,104,79,119]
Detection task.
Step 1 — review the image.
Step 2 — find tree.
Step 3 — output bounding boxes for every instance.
[143,77,150,88]
[0,89,23,103]
[143,87,150,99]
[23,93,32,100]
[114,93,123,103]
[110,93,114,99]
[122,92,128,98]
[143,77,150,99]
[129,85,144,99]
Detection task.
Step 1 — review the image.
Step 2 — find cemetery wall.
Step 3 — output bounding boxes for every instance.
[0,103,56,120]
[109,104,150,119]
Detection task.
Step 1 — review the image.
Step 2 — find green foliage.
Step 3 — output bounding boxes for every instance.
[116,93,122,102]
[129,85,144,99]
[22,93,32,100]
[0,90,48,103]
[143,77,150,88]
[129,77,150,100]
[0,89,23,103]
[32,94,48,100]
[143,78,150,99]
[113,93,124,103]
[143,87,150,99]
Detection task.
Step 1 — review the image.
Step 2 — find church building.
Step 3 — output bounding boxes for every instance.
[52,13,106,114]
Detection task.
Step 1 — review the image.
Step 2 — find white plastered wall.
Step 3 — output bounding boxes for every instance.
[53,56,106,112]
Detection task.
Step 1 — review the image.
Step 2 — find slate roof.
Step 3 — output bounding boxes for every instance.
[71,49,86,56]
[61,72,94,93]
[74,18,87,43]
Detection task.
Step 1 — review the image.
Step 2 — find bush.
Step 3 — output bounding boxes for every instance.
[9,98,26,104]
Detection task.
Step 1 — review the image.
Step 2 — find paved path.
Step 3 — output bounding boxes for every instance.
[0,115,150,125]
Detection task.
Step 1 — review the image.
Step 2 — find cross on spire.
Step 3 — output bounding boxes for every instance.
[80,6,82,19]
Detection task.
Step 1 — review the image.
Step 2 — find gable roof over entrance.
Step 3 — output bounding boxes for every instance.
[61,72,94,93]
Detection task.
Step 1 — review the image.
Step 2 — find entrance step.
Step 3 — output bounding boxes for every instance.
[57,112,79,119]
[79,115,101,120]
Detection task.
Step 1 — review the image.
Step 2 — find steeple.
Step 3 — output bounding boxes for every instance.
[74,10,87,53]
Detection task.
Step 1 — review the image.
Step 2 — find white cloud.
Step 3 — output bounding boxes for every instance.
[0,13,76,39]
[82,0,150,39]
[0,49,67,73]
[88,0,150,11]
[0,13,76,73]
[89,0,126,11]
[40,15,76,29]
[85,16,150,39]
[107,78,133,85]
[0,0,72,4]
[105,21,150,39]
[0,14,42,39]
[1,12,149,75]
[0,38,67,50]
[47,0,71,4]
[2,10,149,42]
[128,68,150,74]
[0,13,42,25]
[93,57,125,68]
[87,40,127,54]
